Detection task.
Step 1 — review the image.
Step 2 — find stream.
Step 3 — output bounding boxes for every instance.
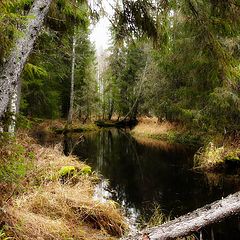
[63,128,240,239]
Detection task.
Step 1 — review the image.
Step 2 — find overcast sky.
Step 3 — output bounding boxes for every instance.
[90,0,114,55]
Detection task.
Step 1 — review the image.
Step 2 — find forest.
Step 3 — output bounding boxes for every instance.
[0,1,240,240]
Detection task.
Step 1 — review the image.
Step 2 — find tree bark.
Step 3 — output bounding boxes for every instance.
[7,88,18,134]
[123,191,240,240]
[67,31,77,124]
[123,57,149,121]
[0,0,52,119]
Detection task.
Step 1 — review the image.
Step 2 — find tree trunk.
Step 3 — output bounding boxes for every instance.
[67,32,77,125]
[123,57,149,121]
[8,80,22,135]
[108,99,114,120]
[123,191,240,240]
[7,88,18,134]
[0,0,52,120]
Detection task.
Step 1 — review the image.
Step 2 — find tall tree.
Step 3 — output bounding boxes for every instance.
[0,0,52,122]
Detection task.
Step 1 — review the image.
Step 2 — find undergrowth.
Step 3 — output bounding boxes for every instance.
[194,142,240,171]
[0,131,127,240]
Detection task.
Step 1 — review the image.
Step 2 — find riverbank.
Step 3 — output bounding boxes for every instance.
[131,117,240,172]
[0,131,127,240]
[131,117,203,146]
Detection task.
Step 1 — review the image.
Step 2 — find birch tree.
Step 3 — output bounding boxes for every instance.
[0,0,52,124]
[67,32,77,124]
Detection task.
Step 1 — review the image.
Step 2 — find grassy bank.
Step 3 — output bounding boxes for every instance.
[194,141,240,172]
[0,131,127,240]
[131,117,203,146]
[131,117,240,172]
[27,119,99,146]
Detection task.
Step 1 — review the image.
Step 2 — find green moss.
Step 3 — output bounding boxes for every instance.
[58,165,92,180]
[59,166,76,177]
[80,166,92,175]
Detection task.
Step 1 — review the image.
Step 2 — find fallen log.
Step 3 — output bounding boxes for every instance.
[95,119,138,128]
[123,191,240,240]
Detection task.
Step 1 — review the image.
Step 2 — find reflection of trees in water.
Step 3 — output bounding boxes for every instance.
[67,129,240,239]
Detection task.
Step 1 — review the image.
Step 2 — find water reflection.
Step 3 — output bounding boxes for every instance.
[67,129,239,239]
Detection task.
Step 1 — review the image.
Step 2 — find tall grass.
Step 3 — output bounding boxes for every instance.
[194,142,240,170]
[0,131,127,240]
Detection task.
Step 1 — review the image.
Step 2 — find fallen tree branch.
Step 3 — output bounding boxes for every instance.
[123,191,240,240]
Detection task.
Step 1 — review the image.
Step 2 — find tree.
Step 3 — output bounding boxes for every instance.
[0,0,53,123]
[111,0,240,132]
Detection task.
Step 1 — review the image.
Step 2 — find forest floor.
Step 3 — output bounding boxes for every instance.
[0,130,127,240]
[131,117,240,172]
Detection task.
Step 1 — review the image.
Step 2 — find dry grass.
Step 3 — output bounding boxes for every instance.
[194,142,240,170]
[133,135,184,152]
[132,117,175,136]
[1,132,127,240]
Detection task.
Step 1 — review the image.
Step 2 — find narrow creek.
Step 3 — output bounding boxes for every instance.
[63,128,240,239]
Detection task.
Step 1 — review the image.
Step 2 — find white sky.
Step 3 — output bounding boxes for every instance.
[90,0,114,55]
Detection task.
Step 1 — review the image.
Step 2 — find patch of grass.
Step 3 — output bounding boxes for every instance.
[0,133,35,185]
[141,204,196,240]
[131,119,202,146]
[146,204,170,228]
[194,142,240,171]
[0,228,11,240]
[1,131,127,240]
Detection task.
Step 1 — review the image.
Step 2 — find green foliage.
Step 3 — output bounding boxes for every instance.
[0,139,34,184]
[0,0,32,64]
[110,0,240,134]
[101,40,148,119]
[18,0,97,121]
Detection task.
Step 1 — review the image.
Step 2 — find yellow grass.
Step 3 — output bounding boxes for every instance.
[1,132,127,240]
[194,142,240,170]
[132,117,175,136]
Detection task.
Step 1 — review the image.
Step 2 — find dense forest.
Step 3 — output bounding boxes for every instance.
[0,0,239,133]
[0,1,240,240]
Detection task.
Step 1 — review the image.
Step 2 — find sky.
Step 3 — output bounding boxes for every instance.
[90,0,114,55]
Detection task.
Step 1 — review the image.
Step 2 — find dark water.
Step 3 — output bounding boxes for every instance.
[65,129,240,239]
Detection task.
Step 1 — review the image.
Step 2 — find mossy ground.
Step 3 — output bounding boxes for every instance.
[0,130,127,240]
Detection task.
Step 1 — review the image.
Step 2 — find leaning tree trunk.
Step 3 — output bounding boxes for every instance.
[123,191,240,240]
[123,57,149,121]
[0,0,52,120]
